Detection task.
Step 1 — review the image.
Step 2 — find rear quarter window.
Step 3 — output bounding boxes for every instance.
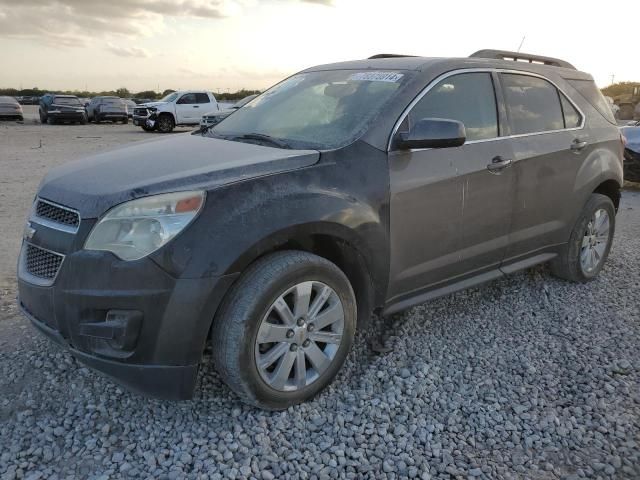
[567,79,617,125]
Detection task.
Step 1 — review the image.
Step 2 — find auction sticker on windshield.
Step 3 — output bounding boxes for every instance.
[349,72,404,82]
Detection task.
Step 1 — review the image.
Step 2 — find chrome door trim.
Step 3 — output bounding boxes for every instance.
[387,68,586,152]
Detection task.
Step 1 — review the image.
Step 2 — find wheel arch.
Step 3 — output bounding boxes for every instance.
[222,222,379,330]
[593,178,621,212]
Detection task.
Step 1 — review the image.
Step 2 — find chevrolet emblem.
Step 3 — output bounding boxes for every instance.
[23,222,36,241]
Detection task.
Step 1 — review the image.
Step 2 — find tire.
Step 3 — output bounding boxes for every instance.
[211,251,357,410]
[122,117,129,125]
[156,114,175,133]
[79,115,87,125]
[39,111,46,123]
[93,114,100,124]
[141,124,155,132]
[550,193,615,282]
[47,116,55,125]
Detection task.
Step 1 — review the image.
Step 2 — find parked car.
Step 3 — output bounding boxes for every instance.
[123,99,137,119]
[86,96,128,124]
[0,96,24,121]
[17,50,623,409]
[132,91,218,133]
[39,94,87,124]
[19,96,40,105]
[200,94,258,129]
[621,120,640,182]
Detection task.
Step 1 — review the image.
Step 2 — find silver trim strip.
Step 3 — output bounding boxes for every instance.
[19,241,66,287]
[32,198,81,234]
[387,68,586,152]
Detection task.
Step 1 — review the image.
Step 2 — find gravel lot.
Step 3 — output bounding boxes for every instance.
[1,109,639,479]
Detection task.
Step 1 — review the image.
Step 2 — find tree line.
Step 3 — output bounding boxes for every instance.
[0,87,262,101]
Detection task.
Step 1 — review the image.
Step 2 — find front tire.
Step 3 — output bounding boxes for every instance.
[551,193,615,282]
[156,114,175,133]
[211,251,356,409]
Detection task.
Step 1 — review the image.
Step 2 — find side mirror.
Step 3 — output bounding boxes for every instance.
[396,118,466,150]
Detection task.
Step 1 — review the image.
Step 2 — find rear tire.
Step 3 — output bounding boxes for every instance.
[156,114,175,133]
[211,251,357,410]
[550,193,615,282]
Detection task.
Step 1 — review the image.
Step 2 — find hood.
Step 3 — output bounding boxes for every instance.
[38,134,319,218]
[140,101,167,109]
[204,108,234,117]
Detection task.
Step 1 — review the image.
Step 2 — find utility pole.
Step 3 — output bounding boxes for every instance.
[610,74,615,85]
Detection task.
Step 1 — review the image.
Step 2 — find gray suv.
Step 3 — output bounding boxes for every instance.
[17,50,623,409]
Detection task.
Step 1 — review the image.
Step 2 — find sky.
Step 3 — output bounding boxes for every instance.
[0,0,637,93]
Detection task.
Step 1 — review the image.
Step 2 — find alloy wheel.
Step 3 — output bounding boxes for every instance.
[255,281,345,392]
[580,208,610,274]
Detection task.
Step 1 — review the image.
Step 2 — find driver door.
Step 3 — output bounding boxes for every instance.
[388,71,515,301]
[175,93,199,123]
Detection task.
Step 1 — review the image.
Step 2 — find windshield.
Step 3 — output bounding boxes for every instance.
[212,70,409,149]
[160,92,179,103]
[53,97,81,106]
[233,95,258,109]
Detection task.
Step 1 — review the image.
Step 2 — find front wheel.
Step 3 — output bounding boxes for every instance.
[156,114,175,133]
[211,251,356,409]
[550,193,615,282]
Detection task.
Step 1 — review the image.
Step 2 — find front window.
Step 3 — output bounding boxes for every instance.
[53,97,81,106]
[212,70,410,149]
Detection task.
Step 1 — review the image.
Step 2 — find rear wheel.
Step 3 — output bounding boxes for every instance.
[550,193,615,282]
[156,114,175,133]
[211,251,356,409]
[39,111,47,123]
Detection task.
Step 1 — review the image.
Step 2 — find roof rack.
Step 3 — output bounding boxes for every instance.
[469,49,576,70]
[368,54,417,59]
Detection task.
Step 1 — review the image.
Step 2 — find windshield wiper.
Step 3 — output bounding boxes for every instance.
[229,133,291,149]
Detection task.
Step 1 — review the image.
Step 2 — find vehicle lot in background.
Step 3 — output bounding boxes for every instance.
[0,96,23,121]
[621,121,640,182]
[0,112,639,478]
[38,94,87,125]
[200,94,258,129]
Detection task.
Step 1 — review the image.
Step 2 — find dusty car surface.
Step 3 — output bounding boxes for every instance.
[86,96,128,124]
[17,50,623,409]
[200,94,258,129]
[621,120,640,182]
[0,96,24,121]
[39,94,87,124]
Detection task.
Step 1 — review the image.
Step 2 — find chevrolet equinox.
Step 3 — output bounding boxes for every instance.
[18,50,624,409]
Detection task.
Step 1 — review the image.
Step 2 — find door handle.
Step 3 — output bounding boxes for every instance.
[487,156,513,173]
[193,105,200,108]
[570,139,588,152]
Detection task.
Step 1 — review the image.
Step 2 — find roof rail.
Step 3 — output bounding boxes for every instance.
[368,54,417,59]
[469,49,576,70]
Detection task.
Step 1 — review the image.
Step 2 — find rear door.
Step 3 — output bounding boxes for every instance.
[388,71,515,300]
[498,72,588,265]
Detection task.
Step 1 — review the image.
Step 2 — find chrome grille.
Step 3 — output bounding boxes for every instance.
[35,199,79,229]
[134,107,148,116]
[24,244,64,281]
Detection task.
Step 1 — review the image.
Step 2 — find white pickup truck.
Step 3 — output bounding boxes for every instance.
[132,91,218,133]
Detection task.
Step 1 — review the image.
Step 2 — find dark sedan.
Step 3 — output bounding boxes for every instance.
[0,96,24,121]
[621,121,640,182]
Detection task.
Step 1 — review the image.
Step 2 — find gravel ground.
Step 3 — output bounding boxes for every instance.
[1,113,639,479]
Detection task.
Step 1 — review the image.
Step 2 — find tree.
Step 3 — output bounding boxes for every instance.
[161,89,176,97]
[134,90,158,100]
[115,87,131,98]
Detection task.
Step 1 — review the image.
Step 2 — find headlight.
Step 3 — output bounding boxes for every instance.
[84,191,205,261]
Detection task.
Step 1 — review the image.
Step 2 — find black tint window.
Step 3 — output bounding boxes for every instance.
[409,72,498,141]
[501,74,564,134]
[177,94,197,104]
[568,79,617,124]
[560,94,582,128]
[195,93,210,104]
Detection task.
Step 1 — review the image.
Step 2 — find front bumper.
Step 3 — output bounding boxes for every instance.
[18,242,238,400]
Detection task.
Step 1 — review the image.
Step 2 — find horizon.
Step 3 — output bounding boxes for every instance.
[1,0,638,92]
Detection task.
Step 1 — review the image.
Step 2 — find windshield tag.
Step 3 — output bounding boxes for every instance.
[349,72,404,83]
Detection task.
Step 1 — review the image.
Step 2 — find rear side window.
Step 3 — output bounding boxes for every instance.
[501,74,564,134]
[560,94,582,128]
[195,93,210,104]
[408,72,498,141]
[567,79,617,124]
